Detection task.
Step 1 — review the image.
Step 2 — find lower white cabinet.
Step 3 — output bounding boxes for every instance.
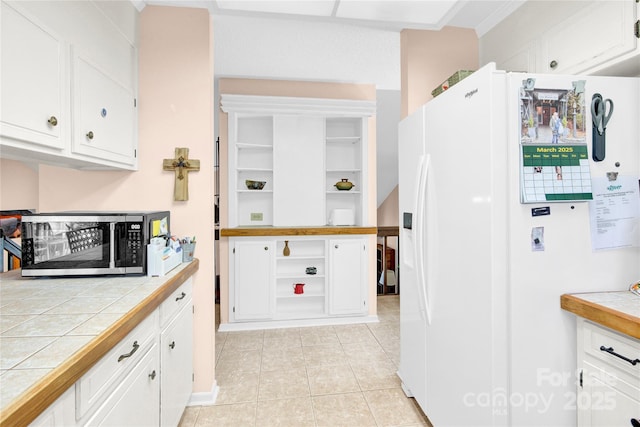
[30,278,194,427]
[232,240,274,320]
[85,343,160,427]
[160,300,194,427]
[328,238,367,316]
[576,318,640,427]
[227,235,369,328]
[30,388,76,427]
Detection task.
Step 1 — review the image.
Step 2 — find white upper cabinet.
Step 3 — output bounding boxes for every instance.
[481,0,639,76]
[1,1,67,151]
[72,55,137,166]
[0,0,138,170]
[542,1,638,75]
[221,94,376,228]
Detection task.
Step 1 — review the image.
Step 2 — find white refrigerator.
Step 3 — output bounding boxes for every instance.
[397,63,640,427]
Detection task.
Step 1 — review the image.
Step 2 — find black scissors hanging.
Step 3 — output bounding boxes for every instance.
[590,93,614,162]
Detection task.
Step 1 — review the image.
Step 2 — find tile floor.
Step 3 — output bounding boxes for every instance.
[179,295,433,427]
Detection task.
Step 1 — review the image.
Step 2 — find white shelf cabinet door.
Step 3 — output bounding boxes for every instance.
[273,115,325,226]
[0,1,66,151]
[160,302,193,427]
[86,343,160,427]
[328,238,367,316]
[232,239,275,321]
[72,54,137,168]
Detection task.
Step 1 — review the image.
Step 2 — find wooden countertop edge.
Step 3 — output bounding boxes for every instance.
[0,259,200,427]
[560,293,640,340]
[220,226,378,237]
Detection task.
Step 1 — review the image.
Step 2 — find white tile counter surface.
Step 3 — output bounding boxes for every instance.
[0,262,196,417]
[572,291,640,318]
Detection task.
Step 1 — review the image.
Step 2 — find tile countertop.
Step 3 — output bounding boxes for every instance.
[0,259,199,427]
[561,291,640,339]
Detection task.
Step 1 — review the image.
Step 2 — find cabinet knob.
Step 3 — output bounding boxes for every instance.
[149,370,157,380]
[549,60,558,69]
[264,246,268,250]
[86,131,94,140]
[335,245,339,249]
[47,116,58,127]
[630,419,640,427]
[169,341,176,349]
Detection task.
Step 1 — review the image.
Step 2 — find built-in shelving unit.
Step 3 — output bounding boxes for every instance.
[220,94,377,329]
[275,239,327,319]
[325,117,363,225]
[232,115,274,226]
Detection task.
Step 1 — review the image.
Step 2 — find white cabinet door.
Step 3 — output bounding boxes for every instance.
[86,344,160,427]
[273,115,324,226]
[29,387,76,427]
[329,238,366,316]
[542,1,637,74]
[72,55,137,168]
[160,302,193,427]
[232,240,274,320]
[0,1,66,150]
[578,362,640,426]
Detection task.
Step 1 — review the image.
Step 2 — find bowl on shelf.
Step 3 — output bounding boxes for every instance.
[334,179,354,191]
[245,180,266,190]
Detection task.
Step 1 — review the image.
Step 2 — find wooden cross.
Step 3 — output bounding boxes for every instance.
[163,147,200,201]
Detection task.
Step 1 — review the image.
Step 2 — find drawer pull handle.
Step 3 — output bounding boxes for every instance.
[631,419,640,427]
[175,292,186,301]
[117,341,140,362]
[599,346,640,366]
[149,370,157,380]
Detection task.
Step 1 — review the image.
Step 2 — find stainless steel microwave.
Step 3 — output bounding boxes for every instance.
[20,211,170,277]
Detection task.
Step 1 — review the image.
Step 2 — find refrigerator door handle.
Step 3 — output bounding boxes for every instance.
[414,154,432,324]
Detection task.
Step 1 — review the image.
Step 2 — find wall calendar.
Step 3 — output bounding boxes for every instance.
[518,78,592,203]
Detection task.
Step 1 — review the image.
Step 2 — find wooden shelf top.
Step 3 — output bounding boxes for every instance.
[220,226,377,237]
[377,226,399,237]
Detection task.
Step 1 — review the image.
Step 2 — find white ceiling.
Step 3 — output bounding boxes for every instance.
[136,0,526,36]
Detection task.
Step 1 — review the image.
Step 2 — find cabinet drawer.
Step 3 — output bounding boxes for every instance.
[583,320,640,379]
[76,310,158,419]
[160,278,192,327]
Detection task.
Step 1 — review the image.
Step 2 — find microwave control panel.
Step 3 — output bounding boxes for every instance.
[125,222,144,266]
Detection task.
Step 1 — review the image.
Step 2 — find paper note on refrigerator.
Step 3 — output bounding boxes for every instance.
[589,176,640,251]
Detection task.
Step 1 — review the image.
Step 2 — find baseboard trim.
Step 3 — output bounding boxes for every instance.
[218,315,379,332]
[187,380,219,407]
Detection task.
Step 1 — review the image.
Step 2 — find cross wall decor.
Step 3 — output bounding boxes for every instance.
[163,147,200,201]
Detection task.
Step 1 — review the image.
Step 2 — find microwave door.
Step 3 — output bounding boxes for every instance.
[21,219,117,275]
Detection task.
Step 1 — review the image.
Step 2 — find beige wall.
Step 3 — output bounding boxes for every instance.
[377,185,398,227]
[3,6,217,396]
[218,78,377,323]
[0,159,39,211]
[401,27,479,119]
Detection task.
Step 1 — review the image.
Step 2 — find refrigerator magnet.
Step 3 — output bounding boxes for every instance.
[531,226,545,251]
